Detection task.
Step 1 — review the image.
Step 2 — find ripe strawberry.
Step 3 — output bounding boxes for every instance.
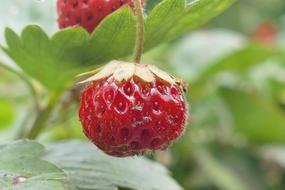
[57,0,144,33]
[79,61,188,157]
[253,21,277,45]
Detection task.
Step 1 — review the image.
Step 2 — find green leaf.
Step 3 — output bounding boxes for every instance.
[145,0,163,12]
[0,140,66,190]
[0,100,14,130]
[190,44,285,99]
[0,58,41,110]
[4,28,22,52]
[1,0,234,94]
[220,87,285,143]
[84,7,136,66]
[145,0,185,50]
[145,0,236,50]
[44,140,183,190]
[167,0,235,40]
[3,26,87,93]
[195,44,281,84]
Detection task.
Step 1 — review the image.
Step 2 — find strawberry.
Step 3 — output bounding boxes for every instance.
[253,21,277,45]
[57,0,144,33]
[79,61,188,157]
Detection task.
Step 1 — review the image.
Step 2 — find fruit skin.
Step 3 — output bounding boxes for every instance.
[57,0,144,33]
[79,72,187,157]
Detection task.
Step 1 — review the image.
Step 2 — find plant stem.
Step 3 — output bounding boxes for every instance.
[133,0,145,63]
[25,94,59,139]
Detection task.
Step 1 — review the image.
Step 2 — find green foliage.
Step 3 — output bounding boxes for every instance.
[145,0,163,12]
[220,87,285,143]
[0,140,183,190]
[0,100,14,130]
[194,147,268,190]
[0,140,66,190]
[2,26,89,93]
[145,0,235,50]
[1,0,235,94]
[45,141,182,190]
[194,44,284,86]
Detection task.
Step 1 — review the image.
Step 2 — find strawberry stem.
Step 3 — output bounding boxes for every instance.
[133,0,145,63]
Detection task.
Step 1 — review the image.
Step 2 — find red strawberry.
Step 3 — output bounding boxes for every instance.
[79,61,188,157]
[57,0,144,33]
[253,21,277,45]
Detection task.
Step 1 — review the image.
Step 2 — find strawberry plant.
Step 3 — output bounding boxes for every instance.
[6,0,280,189]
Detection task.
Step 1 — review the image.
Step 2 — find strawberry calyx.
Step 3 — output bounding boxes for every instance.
[79,60,187,92]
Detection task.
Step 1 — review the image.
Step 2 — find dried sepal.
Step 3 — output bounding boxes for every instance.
[78,60,187,92]
[134,64,154,82]
[79,61,119,83]
[113,61,135,82]
[147,64,176,84]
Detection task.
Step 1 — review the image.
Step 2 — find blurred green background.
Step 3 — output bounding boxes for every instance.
[0,0,285,190]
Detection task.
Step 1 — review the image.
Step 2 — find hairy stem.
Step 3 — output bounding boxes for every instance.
[133,0,145,63]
